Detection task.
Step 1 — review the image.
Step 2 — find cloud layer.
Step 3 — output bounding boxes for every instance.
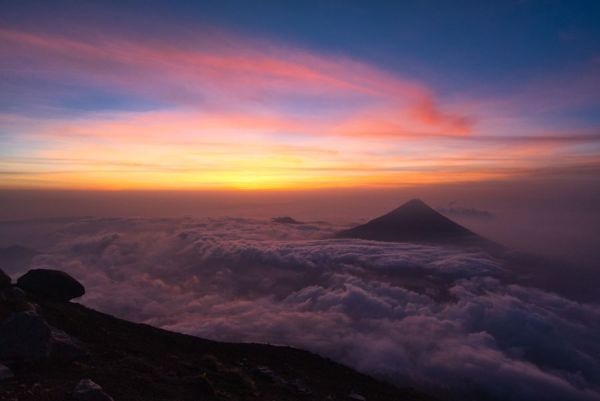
[3,217,599,400]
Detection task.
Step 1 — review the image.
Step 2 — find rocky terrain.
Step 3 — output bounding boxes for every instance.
[0,268,434,401]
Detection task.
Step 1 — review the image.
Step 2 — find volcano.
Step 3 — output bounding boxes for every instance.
[336,199,492,247]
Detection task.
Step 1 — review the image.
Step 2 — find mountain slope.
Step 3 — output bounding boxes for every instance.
[1,299,435,401]
[336,199,491,247]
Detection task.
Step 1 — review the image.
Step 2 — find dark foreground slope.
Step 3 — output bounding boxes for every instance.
[1,298,433,401]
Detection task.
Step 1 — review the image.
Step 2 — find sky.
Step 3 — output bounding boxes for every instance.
[1,0,600,190]
[2,4,600,398]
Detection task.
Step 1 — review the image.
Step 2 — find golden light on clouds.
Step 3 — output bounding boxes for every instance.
[1,27,598,190]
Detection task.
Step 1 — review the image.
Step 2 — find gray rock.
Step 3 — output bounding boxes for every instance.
[0,363,13,381]
[0,269,10,288]
[0,311,86,363]
[251,365,278,383]
[49,326,88,362]
[73,379,114,401]
[17,269,85,302]
[0,311,49,362]
[349,393,367,401]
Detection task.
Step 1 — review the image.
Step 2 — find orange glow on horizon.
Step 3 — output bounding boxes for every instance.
[1,27,597,191]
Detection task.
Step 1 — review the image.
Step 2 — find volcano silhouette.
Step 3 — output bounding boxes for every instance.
[336,199,492,247]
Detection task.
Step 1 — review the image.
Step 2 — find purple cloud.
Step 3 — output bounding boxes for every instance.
[2,217,599,400]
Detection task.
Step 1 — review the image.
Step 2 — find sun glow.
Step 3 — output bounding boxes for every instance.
[1,26,598,190]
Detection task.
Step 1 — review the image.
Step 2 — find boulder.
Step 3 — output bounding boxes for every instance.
[16,269,85,301]
[73,379,114,401]
[0,311,86,363]
[0,269,10,288]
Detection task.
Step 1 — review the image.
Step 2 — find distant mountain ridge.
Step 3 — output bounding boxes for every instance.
[336,199,494,248]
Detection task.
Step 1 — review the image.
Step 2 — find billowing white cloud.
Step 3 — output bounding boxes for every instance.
[3,217,600,400]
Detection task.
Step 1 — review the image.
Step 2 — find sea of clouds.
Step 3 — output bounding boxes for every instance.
[1,216,599,401]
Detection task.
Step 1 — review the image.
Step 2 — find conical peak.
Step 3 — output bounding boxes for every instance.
[401,198,430,209]
[389,198,435,215]
[336,197,483,244]
[406,198,426,205]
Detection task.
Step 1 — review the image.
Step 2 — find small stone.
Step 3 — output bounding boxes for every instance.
[16,269,85,302]
[73,379,114,401]
[291,378,312,395]
[0,363,13,381]
[251,365,277,383]
[49,326,88,362]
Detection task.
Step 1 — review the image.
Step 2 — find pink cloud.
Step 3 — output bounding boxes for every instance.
[0,27,470,135]
[2,27,599,189]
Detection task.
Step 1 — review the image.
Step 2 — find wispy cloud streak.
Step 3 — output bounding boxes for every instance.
[1,25,599,189]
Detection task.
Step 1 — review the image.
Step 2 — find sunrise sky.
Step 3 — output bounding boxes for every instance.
[1,1,600,190]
